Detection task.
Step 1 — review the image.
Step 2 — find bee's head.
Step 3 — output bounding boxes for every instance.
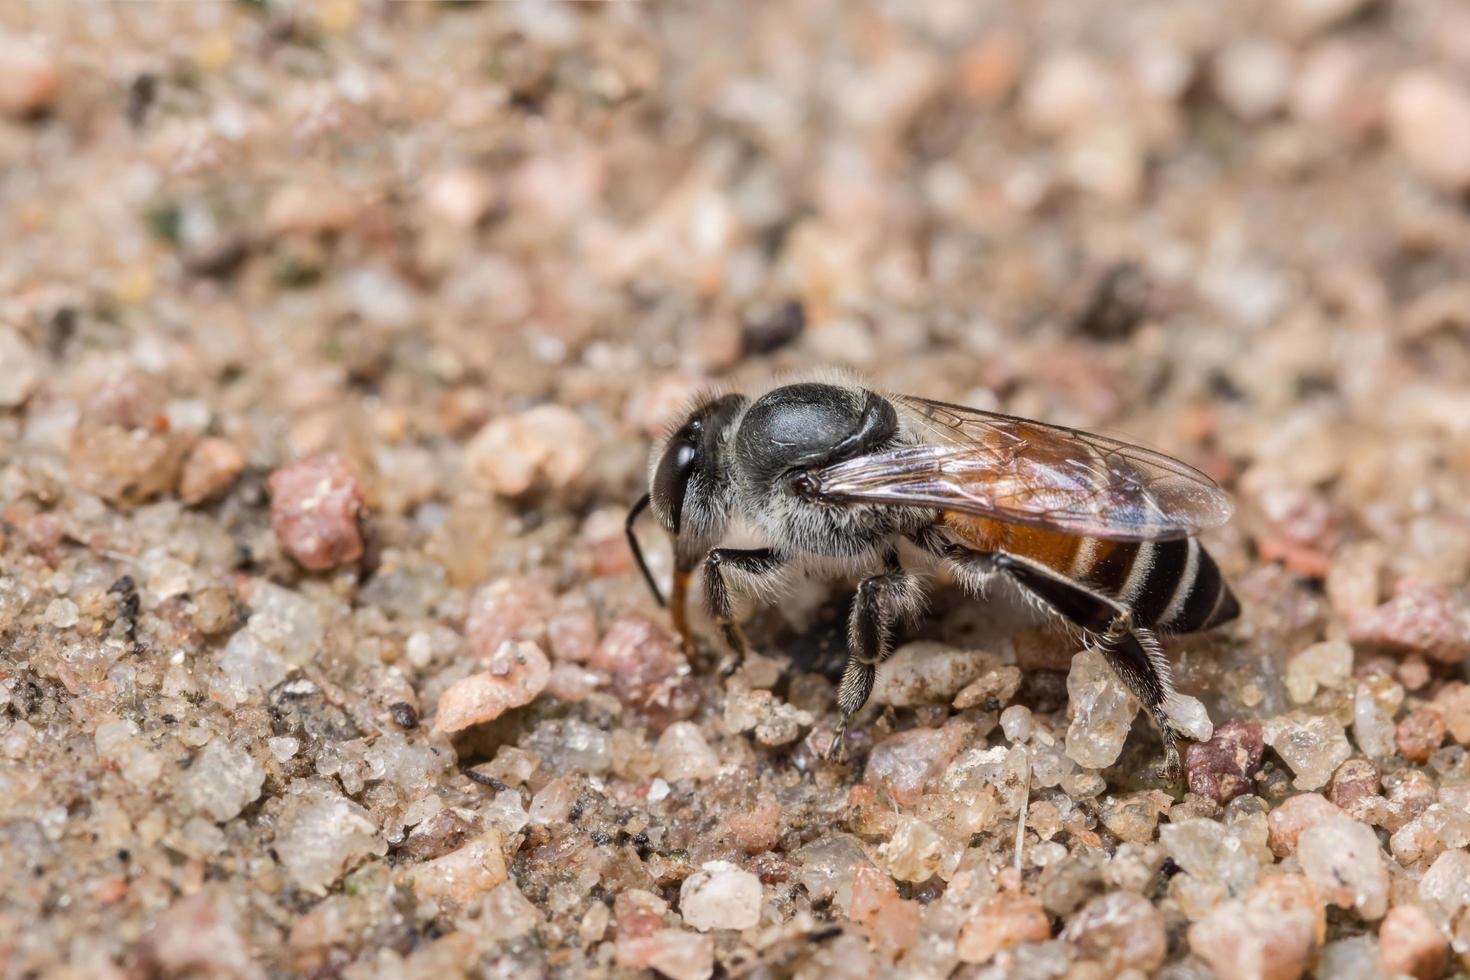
[626,392,745,604]
[648,393,744,537]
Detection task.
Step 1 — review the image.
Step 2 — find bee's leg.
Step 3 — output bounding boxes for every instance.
[1095,628,1182,779]
[702,548,784,672]
[943,544,1185,779]
[829,553,925,761]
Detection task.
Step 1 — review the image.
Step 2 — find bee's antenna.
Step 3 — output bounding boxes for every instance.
[625,492,666,607]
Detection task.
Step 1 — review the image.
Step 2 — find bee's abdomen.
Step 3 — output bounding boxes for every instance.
[1074,537,1237,633]
[942,516,1238,634]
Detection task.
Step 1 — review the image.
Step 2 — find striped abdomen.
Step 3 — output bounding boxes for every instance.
[943,515,1239,634]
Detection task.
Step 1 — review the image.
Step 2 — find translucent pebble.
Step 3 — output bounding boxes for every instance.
[865,723,966,806]
[180,740,265,822]
[1390,803,1470,866]
[869,641,989,706]
[1063,891,1167,973]
[1436,683,1470,745]
[723,690,813,746]
[525,719,611,775]
[1285,640,1353,703]
[484,789,530,834]
[580,902,611,945]
[797,834,875,913]
[409,830,508,904]
[1264,712,1352,789]
[1297,815,1389,919]
[274,780,381,894]
[241,581,325,665]
[480,881,543,941]
[1354,676,1405,759]
[655,722,719,782]
[1065,649,1138,769]
[1062,771,1107,798]
[1001,705,1034,742]
[1212,38,1293,122]
[405,630,435,669]
[883,815,961,882]
[142,549,195,602]
[342,266,417,327]
[94,718,162,787]
[363,732,443,791]
[1327,758,1380,814]
[425,167,494,228]
[401,794,442,828]
[1031,841,1069,867]
[544,608,598,663]
[267,736,299,762]
[1160,818,1260,901]
[953,664,1024,710]
[614,887,668,938]
[1165,694,1214,742]
[179,816,227,857]
[1315,936,1383,980]
[529,776,578,825]
[678,860,762,931]
[44,597,79,628]
[591,615,699,728]
[1102,791,1171,844]
[1416,849,1470,920]
[140,892,258,979]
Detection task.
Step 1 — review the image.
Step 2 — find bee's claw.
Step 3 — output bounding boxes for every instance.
[825,718,851,763]
[1160,747,1182,783]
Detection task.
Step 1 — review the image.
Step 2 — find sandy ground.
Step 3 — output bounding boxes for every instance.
[3,2,1470,978]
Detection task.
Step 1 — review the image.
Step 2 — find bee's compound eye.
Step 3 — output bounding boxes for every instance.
[653,436,699,535]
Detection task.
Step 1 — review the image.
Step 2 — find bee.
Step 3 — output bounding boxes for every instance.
[625,377,1238,773]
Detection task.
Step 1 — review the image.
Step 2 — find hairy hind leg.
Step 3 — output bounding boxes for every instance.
[1097,629,1182,777]
[942,544,1186,778]
[829,554,926,761]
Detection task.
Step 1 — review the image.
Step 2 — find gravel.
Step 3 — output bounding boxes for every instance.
[4,2,1470,977]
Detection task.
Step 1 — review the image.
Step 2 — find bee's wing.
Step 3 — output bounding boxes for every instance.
[806,395,1233,542]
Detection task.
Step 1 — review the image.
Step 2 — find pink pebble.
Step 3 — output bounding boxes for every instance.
[268,453,365,572]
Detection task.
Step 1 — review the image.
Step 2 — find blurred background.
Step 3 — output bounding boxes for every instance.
[3,1,1470,977]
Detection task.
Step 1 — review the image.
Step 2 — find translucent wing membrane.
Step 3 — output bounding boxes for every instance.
[805,395,1233,541]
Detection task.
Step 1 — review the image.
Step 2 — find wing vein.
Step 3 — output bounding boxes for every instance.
[807,394,1232,541]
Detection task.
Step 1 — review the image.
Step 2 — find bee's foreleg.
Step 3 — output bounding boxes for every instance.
[701,547,784,671]
[829,553,926,761]
[942,543,1185,779]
